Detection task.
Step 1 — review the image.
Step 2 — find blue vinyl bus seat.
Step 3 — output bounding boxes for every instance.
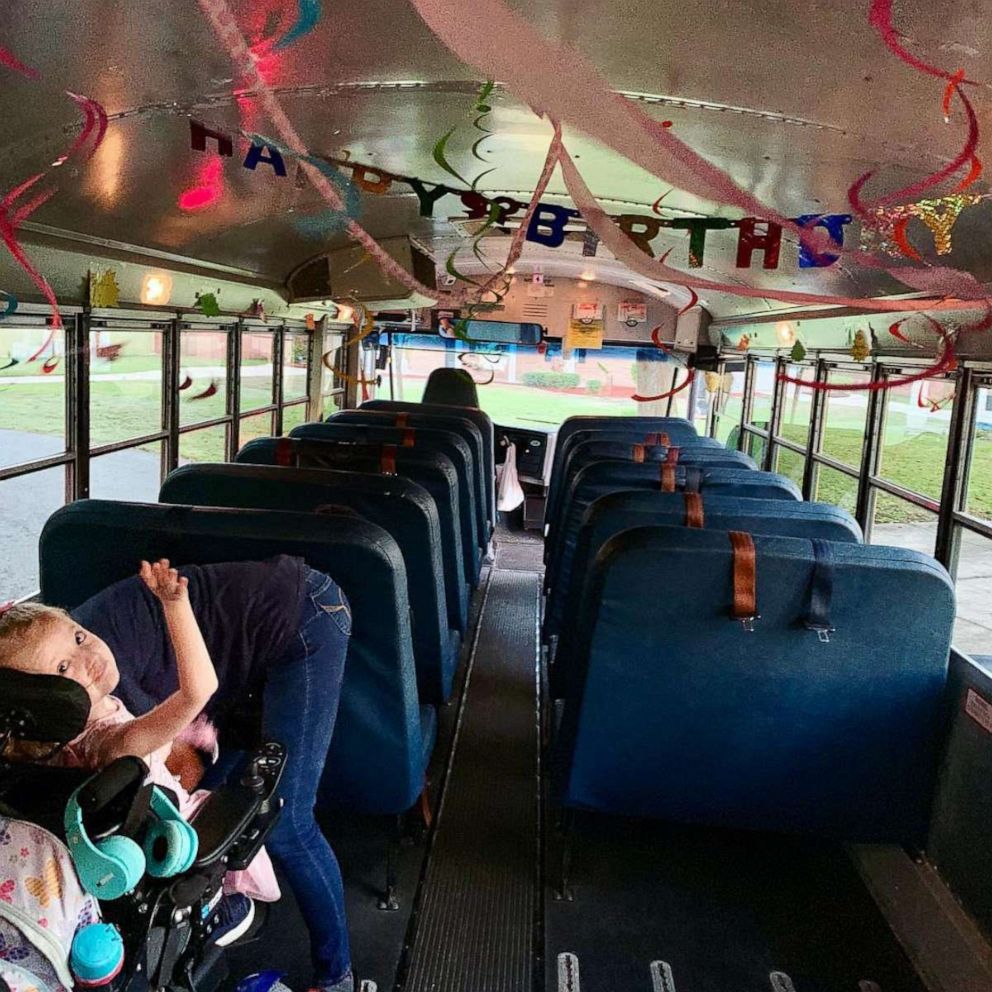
[554,526,954,845]
[546,440,756,546]
[39,500,433,816]
[545,464,801,596]
[361,399,495,528]
[329,408,490,537]
[546,492,864,679]
[549,416,698,488]
[282,429,481,587]
[548,426,717,524]
[235,436,471,627]
[160,462,459,704]
[292,420,486,556]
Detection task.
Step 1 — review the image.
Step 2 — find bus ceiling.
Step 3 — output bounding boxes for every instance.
[0,1,990,336]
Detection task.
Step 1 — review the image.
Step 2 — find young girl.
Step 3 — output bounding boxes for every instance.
[0,560,278,947]
[0,557,355,992]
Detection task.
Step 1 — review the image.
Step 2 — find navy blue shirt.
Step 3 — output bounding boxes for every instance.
[71,557,306,729]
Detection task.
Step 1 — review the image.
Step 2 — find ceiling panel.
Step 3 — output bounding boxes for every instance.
[0,0,989,316]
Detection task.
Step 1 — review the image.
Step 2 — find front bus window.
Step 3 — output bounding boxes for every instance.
[390,335,690,429]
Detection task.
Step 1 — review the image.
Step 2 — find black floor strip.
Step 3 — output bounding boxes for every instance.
[403,568,541,992]
[544,815,929,992]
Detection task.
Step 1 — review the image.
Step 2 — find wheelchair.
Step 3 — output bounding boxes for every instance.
[0,668,286,992]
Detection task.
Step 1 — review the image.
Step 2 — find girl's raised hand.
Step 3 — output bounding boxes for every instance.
[139,559,189,604]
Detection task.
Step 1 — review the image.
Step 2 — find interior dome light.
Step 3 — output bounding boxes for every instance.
[140,272,172,306]
[776,322,796,346]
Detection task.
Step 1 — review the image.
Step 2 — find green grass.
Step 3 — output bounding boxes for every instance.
[0,355,267,377]
[3,374,991,524]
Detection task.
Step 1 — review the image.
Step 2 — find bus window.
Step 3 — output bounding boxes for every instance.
[0,323,66,468]
[954,380,992,655]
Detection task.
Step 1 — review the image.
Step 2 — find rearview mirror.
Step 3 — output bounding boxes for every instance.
[435,316,543,345]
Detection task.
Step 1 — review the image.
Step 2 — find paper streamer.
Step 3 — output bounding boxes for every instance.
[273,0,321,50]
[633,368,695,403]
[868,0,978,84]
[406,0,991,305]
[778,316,955,391]
[188,379,219,400]
[0,46,39,80]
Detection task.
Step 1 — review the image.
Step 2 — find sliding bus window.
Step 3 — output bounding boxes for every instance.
[180,328,228,427]
[90,443,164,504]
[820,368,870,467]
[876,372,952,504]
[0,322,66,467]
[747,359,776,431]
[951,376,992,655]
[0,466,67,599]
[712,368,745,446]
[89,325,164,445]
[179,423,228,465]
[240,327,275,413]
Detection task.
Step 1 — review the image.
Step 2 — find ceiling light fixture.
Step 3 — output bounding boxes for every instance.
[140,272,172,306]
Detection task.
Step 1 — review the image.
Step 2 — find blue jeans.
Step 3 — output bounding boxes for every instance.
[207,568,353,985]
[266,567,352,986]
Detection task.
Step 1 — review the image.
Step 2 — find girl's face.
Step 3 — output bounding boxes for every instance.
[6,616,119,708]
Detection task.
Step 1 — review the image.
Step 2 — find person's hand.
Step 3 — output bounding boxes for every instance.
[139,559,188,604]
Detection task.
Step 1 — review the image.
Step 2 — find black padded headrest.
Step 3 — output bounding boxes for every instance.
[0,669,91,743]
[421,368,479,408]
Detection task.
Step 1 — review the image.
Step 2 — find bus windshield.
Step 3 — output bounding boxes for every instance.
[388,336,696,429]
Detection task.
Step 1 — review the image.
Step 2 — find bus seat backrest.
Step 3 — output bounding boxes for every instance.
[546,463,801,588]
[292,421,486,550]
[421,367,480,407]
[159,463,458,704]
[550,416,698,484]
[547,440,757,539]
[329,408,491,534]
[548,424,714,516]
[556,525,954,846]
[546,492,864,671]
[236,437,472,619]
[360,399,495,527]
[39,500,430,816]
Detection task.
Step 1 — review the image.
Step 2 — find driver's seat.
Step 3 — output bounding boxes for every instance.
[421,368,479,408]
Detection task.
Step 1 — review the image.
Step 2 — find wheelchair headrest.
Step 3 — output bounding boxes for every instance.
[0,669,91,744]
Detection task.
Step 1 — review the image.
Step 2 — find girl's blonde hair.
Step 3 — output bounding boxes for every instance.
[0,603,73,762]
[0,602,70,666]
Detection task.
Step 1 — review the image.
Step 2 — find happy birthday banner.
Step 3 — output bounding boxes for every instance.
[188,120,989,274]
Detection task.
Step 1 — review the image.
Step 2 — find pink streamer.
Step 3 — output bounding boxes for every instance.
[406,0,991,304]
[868,0,979,84]
[849,80,979,215]
[0,46,39,80]
[197,0,560,309]
[778,316,955,392]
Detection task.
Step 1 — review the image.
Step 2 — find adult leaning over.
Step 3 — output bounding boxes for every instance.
[71,555,355,992]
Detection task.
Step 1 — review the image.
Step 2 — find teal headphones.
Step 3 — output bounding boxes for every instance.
[65,783,199,900]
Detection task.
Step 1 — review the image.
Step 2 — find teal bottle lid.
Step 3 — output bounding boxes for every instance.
[70,923,124,986]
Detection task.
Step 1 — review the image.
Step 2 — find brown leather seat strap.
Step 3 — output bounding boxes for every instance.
[661,463,677,492]
[395,412,409,428]
[728,531,759,630]
[401,428,415,447]
[666,445,681,465]
[381,444,397,474]
[631,443,646,463]
[275,437,293,466]
[683,492,704,528]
